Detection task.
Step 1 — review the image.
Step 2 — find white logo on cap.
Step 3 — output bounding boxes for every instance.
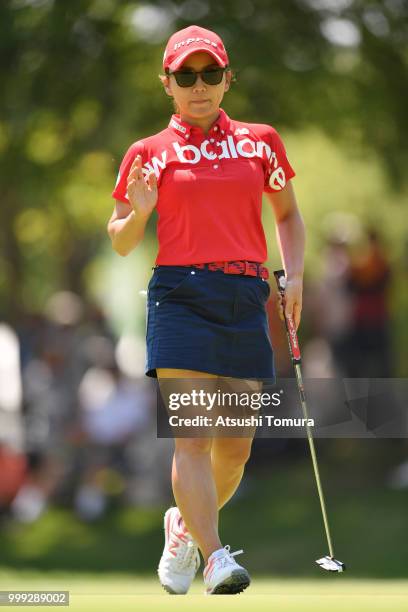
[174,37,219,51]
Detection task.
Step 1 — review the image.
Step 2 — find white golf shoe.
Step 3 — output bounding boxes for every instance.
[203,545,251,595]
[158,507,200,594]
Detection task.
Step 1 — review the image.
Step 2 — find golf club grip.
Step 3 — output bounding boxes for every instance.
[273,269,301,363]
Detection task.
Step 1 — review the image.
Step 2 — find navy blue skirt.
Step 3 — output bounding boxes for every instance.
[145,265,275,381]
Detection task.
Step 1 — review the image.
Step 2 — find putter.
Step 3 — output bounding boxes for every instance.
[273,269,346,573]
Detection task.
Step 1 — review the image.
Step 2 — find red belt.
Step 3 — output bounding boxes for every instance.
[188,260,269,280]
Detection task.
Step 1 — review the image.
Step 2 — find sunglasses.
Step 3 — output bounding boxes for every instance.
[167,67,227,87]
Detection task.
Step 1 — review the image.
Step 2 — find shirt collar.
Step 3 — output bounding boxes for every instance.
[168,109,230,140]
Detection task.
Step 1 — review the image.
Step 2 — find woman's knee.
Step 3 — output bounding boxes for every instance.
[174,437,212,456]
[212,438,253,467]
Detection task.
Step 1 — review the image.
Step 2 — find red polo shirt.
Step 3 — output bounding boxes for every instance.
[112,109,295,265]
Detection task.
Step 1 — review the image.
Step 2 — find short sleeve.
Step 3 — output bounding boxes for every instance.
[111,141,145,204]
[263,128,295,193]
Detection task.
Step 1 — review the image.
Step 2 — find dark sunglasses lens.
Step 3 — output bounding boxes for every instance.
[173,68,225,87]
[174,72,196,87]
[202,69,224,85]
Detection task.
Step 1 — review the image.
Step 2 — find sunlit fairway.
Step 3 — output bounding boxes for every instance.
[1,571,408,612]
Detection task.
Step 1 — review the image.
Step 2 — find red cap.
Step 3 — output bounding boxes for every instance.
[163,25,229,72]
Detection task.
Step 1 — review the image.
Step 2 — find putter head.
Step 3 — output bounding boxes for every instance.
[316,556,346,572]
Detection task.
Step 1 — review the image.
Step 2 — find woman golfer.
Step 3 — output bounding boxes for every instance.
[108,25,305,595]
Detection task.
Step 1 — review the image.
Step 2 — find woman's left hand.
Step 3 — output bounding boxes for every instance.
[277,276,303,330]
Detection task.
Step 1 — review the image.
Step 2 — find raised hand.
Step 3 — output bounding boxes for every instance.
[127,155,158,218]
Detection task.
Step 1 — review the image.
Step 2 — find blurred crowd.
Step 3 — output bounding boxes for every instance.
[268,219,395,379]
[0,294,173,525]
[0,222,405,526]
[304,224,394,378]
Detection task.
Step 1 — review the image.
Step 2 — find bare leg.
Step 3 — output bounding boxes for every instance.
[211,436,254,509]
[172,438,221,563]
[211,377,261,508]
[157,368,221,564]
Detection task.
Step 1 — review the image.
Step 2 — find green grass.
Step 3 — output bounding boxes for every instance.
[2,445,408,595]
[1,571,408,611]
[1,453,408,610]
[1,454,408,578]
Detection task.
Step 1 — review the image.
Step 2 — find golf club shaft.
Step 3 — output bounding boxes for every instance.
[293,362,334,559]
[273,269,335,559]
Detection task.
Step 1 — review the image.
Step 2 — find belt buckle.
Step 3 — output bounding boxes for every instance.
[245,261,258,277]
[229,261,245,275]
